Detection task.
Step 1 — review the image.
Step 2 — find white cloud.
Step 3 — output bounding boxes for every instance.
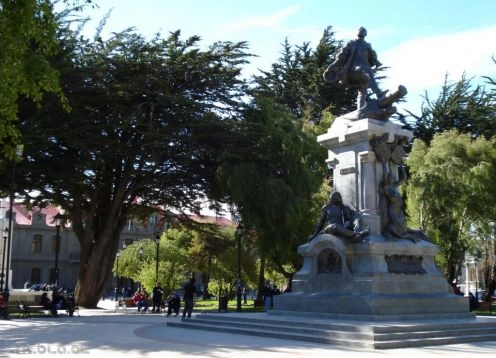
[214,4,303,37]
[380,25,496,113]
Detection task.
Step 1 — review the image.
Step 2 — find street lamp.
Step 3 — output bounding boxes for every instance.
[1,228,8,291]
[474,258,479,300]
[154,235,160,282]
[235,223,244,312]
[4,144,23,303]
[53,212,64,288]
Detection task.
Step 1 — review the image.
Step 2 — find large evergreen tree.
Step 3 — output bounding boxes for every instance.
[14,29,250,306]
[250,26,355,123]
[403,73,496,144]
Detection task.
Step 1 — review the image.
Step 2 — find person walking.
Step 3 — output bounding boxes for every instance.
[263,281,273,312]
[182,278,197,318]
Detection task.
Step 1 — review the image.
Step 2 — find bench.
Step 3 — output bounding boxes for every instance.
[477,299,495,312]
[114,298,162,314]
[7,300,45,318]
[13,296,79,318]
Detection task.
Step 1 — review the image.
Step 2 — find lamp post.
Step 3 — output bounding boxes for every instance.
[1,228,8,292]
[235,223,244,312]
[4,145,22,303]
[154,235,160,282]
[474,259,479,300]
[138,248,144,290]
[53,212,64,288]
[115,251,121,301]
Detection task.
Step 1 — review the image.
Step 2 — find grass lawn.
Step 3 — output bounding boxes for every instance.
[7,311,50,319]
[194,298,265,313]
[474,301,496,316]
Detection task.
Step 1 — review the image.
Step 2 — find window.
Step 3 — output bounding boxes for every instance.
[30,268,41,283]
[32,235,42,253]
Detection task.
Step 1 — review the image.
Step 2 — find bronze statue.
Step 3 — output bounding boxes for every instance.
[379,166,429,242]
[323,27,407,120]
[323,27,385,110]
[309,191,369,241]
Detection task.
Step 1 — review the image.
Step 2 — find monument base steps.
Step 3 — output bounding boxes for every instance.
[167,313,496,350]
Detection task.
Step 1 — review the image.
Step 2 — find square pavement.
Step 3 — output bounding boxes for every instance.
[1,299,495,357]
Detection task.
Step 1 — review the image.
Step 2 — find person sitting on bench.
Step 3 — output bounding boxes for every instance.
[41,292,57,316]
[0,292,8,319]
[131,290,148,312]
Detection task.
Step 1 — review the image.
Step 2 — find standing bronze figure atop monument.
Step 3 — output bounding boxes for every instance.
[323,26,407,121]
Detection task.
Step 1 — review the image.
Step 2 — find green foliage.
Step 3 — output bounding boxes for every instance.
[406,131,496,281]
[217,97,325,284]
[12,25,251,306]
[115,233,188,295]
[404,73,496,143]
[0,0,92,161]
[250,26,355,123]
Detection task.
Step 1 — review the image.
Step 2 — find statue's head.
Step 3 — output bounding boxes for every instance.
[357,27,367,38]
[329,191,343,205]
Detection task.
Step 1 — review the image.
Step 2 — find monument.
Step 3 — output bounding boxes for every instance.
[273,27,470,320]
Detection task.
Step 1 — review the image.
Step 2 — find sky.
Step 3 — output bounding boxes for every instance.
[73,0,496,218]
[76,0,496,116]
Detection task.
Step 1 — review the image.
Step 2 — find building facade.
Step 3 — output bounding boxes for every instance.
[1,202,159,291]
[1,200,232,296]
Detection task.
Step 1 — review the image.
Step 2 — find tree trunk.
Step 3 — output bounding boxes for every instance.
[74,236,116,307]
[72,212,125,307]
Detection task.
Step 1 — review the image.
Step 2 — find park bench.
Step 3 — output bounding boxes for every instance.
[13,294,79,318]
[114,298,161,313]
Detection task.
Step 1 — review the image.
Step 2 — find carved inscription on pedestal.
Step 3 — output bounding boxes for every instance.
[385,254,426,275]
[318,248,342,273]
[339,167,356,175]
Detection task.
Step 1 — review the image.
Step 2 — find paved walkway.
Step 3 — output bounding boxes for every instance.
[1,299,495,357]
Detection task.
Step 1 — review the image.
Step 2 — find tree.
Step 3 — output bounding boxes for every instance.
[403,73,496,144]
[406,131,496,286]
[250,26,355,123]
[14,29,251,307]
[223,27,356,296]
[116,229,189,295]
[0,0,91,162]
[216,97,325,293]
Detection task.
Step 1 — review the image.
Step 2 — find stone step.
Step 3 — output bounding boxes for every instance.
[166,314,496,350]
[167,320,376,349]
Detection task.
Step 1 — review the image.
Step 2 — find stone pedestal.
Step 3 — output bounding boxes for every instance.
[273,116,471,320]
[317,116,412,234]
[274,234,470,319]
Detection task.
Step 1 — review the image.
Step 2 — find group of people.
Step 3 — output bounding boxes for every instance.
[40,290,74,316]
[263,281,283,311]
[129,278,197,318]
[128,282,167,313]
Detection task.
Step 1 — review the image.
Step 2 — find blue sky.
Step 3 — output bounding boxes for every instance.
[74,0,496,217]
[79,0,496,116]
